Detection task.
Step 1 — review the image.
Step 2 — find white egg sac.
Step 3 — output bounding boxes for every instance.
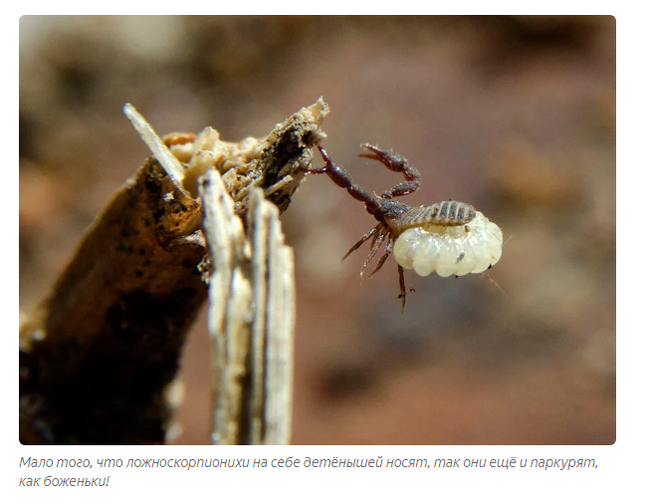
[392,211,503,277]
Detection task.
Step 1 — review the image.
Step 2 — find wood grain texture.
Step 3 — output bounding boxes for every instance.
[19,99,328,444]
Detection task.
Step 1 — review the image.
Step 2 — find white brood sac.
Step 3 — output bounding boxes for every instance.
[393,211,503,278]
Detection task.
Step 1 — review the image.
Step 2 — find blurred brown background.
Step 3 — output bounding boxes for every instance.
[19,16,615,444]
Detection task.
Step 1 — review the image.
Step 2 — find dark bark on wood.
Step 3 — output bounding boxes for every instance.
[19,99,328,444]
[20,159,207,444]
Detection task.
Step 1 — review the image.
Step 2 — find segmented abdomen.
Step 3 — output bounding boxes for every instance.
[393,210,503,278]
[393,200,476,233]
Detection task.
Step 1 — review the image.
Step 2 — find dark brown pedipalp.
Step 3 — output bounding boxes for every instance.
[304,144,444,310]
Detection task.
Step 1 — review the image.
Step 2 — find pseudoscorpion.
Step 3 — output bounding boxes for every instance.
[304,144,503,311]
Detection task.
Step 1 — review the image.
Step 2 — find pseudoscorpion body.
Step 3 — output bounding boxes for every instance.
[304,144,503,311]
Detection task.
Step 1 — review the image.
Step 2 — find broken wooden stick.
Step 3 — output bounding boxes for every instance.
[20,99,329,444]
